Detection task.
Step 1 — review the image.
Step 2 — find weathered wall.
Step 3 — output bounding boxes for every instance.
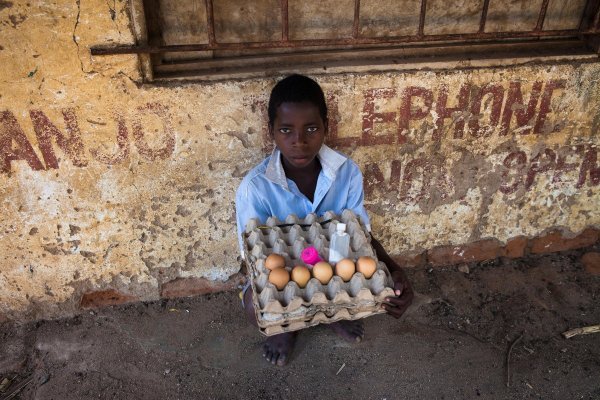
[1,0,599,320]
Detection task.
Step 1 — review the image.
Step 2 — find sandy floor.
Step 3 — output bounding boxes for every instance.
[1,247,599,400]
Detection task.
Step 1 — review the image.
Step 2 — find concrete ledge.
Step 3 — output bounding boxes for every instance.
[503,236,528,259]
[160,273,246,299]
[80,290,138,309]
[530,228,599,254]
[395,227,599,268]
[392,251,427,268]
[427,239,504,267]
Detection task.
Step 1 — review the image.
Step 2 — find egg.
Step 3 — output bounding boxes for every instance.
[265,253,286,270]
[291,265,311,288]
[335,258,356,282]
[356,256,377,278]
[312,261,333,284]
[268,267,290,290]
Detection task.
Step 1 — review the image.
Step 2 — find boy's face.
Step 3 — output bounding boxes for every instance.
[270,102,327,170]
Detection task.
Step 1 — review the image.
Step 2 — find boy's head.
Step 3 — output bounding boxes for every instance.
[268,74,328,130]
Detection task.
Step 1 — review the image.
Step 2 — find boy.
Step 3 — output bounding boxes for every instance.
[236,74,413,366]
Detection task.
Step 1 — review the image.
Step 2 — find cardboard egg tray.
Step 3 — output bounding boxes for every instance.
[243,209,395,336]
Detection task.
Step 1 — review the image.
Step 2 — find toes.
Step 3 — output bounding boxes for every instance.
[354,325,365,337]
[262,334,295,366]
[263,343,276,363]
[269,351,286,366]
[353,330,363,342]
[264,349,273,363]
[346,321,363,334]
[330,320,366,343]
[276,353,288,366]
[349,325,363,335]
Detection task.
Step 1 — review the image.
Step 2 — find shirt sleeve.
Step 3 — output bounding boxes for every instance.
[235,177,270,256]
[346,161,372,231]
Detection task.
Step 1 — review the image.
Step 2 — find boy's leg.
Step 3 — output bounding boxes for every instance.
[242,282,258,327]
[243,286,297,366]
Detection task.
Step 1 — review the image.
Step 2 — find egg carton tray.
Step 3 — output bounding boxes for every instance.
[243,209,395,336]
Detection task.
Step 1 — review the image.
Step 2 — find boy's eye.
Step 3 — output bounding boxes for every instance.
[306,126,318,133]
[279,127,291,134]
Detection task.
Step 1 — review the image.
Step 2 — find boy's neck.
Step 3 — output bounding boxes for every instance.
[281,156,322,202]
[281,155,321,179]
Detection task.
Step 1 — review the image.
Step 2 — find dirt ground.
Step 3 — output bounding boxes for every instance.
[1,246,599,400]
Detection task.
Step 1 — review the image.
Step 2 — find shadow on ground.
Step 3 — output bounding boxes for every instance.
[1,247,599,399]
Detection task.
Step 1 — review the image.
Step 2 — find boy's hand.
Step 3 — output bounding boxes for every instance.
[383,270,414,318]
[369,234,414,318]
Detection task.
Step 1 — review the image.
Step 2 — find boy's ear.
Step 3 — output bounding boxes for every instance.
[324,120,329,135]
[268,125,274,137]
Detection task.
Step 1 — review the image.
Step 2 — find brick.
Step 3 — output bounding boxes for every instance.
[392,251,427,268]
[160,273,245,299]
[427,239,503,267]
[503,236,528,258]
[581,252,600,275]
[530,228,599,254]
[80,289,137,309]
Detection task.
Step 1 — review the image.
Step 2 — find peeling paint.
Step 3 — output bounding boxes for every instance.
[6,13,25,28]
[0,1,13,11]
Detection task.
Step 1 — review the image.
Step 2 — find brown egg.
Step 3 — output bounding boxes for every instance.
[265,253,286,270]
[291,265,311,288]
[335,258,356,282]
[356,256,377,278]
[268,267,290,290]
[312,261,333,284]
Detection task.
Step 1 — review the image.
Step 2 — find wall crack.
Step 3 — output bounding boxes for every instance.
[72,0,96,75]
[72,0,83,72]
[115,71,142,88]
[106,0,122,37]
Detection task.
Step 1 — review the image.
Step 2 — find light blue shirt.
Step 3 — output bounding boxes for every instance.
[235,144,371,255]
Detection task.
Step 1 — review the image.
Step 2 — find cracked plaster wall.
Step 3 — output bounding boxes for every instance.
[0,0,599,319]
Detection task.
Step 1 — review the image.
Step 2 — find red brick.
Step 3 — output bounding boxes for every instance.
[503,236,528,258]
[530,228,599,254]
[80,289,137,309]
[160,273,245,299]
[427,239,503,267]
[581,252,600,275]
[392,251,427,268]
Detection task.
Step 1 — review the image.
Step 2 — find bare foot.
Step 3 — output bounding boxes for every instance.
[328,320,364,343]
[263,332,297,366]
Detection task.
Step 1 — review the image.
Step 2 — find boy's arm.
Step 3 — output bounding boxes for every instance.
[344,159,413,317]
[235,179,271,257]
[370,235,414,319]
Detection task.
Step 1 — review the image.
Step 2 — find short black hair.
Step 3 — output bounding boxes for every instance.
[268,74,328,128]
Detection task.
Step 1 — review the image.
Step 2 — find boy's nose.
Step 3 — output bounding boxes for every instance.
[292,130,307,144]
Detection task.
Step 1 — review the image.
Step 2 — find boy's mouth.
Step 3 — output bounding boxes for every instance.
[290,156,312,164]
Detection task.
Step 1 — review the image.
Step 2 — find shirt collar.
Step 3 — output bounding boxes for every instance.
[265,144,347,189]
